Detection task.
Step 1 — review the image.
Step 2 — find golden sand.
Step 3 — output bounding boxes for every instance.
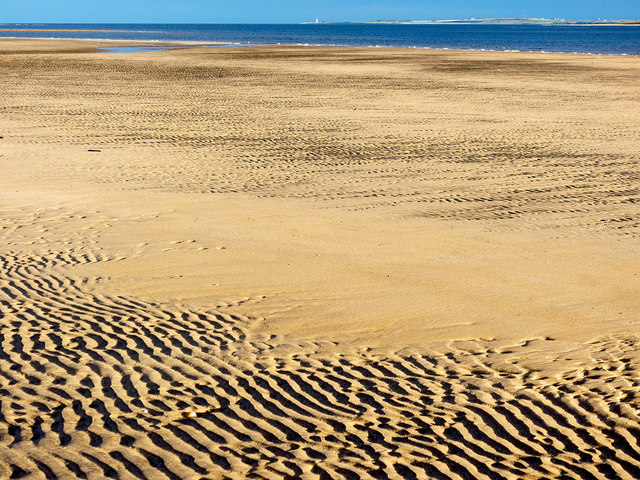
[1,38,640,479]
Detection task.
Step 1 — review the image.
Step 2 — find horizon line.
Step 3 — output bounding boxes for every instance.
[2,17,640,25]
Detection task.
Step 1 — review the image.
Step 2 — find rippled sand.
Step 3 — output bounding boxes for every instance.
[1,38,640,479]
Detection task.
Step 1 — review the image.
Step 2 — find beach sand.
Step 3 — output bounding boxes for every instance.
[1,38,640,478]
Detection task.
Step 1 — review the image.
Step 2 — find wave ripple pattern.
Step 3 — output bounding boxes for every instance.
[2,212,640,480]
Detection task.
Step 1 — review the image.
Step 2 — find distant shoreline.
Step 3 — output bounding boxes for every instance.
[2,23,638,56]
[0,28,136,33]
[2,18,639,29]
[303,19,640,26]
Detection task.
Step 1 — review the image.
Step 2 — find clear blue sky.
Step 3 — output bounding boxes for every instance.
[3,0,638,24]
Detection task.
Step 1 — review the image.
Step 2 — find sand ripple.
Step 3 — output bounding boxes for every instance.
[2,237,640,478]
[2,42,640,479]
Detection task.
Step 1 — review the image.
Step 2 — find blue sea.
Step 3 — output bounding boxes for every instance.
[1,23,639,55]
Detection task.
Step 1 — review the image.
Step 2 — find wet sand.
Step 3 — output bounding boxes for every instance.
[1,38,640,479]
[0,29,139,33]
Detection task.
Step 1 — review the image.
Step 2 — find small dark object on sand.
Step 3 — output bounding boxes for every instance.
[88,149,101,152]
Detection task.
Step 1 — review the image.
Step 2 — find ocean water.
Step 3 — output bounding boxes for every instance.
[1,23,639,55]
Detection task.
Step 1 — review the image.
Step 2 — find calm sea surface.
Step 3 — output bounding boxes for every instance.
[1,23,639,55]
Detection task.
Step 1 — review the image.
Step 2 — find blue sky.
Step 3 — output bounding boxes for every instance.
[3,0,638,23]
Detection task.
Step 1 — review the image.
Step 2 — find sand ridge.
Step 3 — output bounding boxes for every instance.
[1,39,640,478]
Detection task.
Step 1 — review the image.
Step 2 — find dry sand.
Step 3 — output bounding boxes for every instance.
[1,38,640,479]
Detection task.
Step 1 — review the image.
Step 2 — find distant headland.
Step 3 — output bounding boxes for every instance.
[302,18,640,26]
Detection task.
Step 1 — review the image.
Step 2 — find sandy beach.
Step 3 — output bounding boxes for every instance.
[1,37,640,478]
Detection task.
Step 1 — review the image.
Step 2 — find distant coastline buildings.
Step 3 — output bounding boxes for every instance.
[302,17,639,26]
